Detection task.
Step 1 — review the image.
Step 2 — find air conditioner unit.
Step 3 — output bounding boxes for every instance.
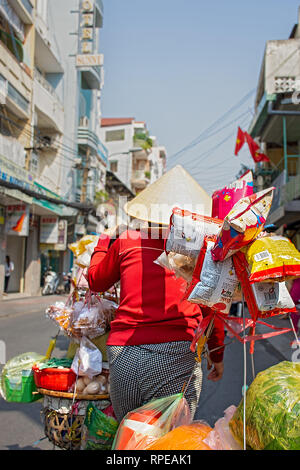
[40,135,53,148]
[80,116,89,127]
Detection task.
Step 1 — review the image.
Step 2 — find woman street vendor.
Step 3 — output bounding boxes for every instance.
[88,165,225,422]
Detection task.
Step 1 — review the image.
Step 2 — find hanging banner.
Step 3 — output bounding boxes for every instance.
[54,219,68,251]
[5,204,29,236]
[40,216,59,244]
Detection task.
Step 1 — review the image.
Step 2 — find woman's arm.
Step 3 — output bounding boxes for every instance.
[88,234,121,293]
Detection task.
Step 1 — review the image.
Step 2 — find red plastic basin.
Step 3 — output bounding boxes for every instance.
[32,365,76,392]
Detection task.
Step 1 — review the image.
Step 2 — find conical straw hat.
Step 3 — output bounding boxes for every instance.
[124,165,212,225]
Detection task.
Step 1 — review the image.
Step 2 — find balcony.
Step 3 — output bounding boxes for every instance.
[0,41,32,118]
[267,170,300,226]
[35,14,63,73]
[131,170,150,191]
[8,0,33,24]
[78,126,99,154]
[34,69,64,133]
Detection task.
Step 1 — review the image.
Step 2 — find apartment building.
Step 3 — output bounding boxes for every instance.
[100,117,167,195]
[249,7,300,248]
[0,0,108,297]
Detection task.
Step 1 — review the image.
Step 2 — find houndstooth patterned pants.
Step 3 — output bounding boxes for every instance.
[107,341,203,423]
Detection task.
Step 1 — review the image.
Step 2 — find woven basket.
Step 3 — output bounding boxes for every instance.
[40,392,111,450]
[42,408,84,450]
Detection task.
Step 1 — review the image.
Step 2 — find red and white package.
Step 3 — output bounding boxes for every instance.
[165,207,223,259]
[186,238,239,314]
[233,251,297,319]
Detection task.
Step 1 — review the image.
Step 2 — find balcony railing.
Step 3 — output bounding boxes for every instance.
[0,29,23,62]
[20,0,33,16]
[34,68,62,105]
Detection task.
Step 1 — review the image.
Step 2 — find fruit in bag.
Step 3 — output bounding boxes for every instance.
[242,235,300,283]
[165,207,223,259]
[187,238,239,314]
[229,361,300,450]
[211,187,274,262]
[146,421,212,450]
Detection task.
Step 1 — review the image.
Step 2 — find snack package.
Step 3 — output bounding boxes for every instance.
[165,207,223,259]
[229,361,300,450]
[251,281,295,312]
[233,251,297,319]
[154,251,196,283]
[212,171,253,220]
[203,406,242,450]
[69,235,98,258]
[69,235,99,269]
[146,421,212,450]
[112,393,191,450]
[242,235,300,283]
[211,187,274,262]
[81,402,119,450]
[187,238,239,314]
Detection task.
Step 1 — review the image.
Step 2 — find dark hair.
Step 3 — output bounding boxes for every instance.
[6,255,10,265]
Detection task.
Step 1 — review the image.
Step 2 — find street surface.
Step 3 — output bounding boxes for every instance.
[0,295,298,450]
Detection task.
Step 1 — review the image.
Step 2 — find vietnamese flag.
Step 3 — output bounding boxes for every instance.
[244,132,270,163]
[234,127,245,155]
[12,213,25,233]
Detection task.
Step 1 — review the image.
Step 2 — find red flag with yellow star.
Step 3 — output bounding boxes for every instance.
[234,127,245,155]
[244,132,270,163]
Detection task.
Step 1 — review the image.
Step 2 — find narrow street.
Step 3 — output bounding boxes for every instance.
[0,295,296,450]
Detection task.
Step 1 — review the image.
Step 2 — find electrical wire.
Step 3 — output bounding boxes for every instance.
[182,114,252,174]
[168,46,300,169]
[168,89,256,163]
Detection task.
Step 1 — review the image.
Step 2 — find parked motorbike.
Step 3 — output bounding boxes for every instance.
[56,272,72,295]
[42,267,60,296]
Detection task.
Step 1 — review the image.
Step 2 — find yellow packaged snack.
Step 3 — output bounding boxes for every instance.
[242,235,300,283]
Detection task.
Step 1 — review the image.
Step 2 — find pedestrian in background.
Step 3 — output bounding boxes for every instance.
[4,255,14,294]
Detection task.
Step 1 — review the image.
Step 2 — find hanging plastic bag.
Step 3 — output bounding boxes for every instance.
[112,393,191,450]
[0,352,45,403]
[212,171,254,220]
[211,187,274,262]
[241,235,300,283]
[71,337,102,379]
[165,207,223,259]
[229,361,300,450]
[146,421,212,450]
[154,251,196,283]
[68,235,99,259]
[203,405,242,450]
[81,402,119,450]
[45,302,73,336]
[187,238,239,314]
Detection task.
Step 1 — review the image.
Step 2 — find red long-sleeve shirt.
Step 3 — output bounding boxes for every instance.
[88,230,225,362]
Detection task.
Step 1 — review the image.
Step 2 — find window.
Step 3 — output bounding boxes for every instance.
[110,161,118,173]
[105,129,125,142]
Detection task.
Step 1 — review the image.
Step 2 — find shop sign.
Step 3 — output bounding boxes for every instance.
[78,0,95,55]
[54,219,67,251]
[5,204,29,236]
[76,54,103,67]
[40,216,59,244]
